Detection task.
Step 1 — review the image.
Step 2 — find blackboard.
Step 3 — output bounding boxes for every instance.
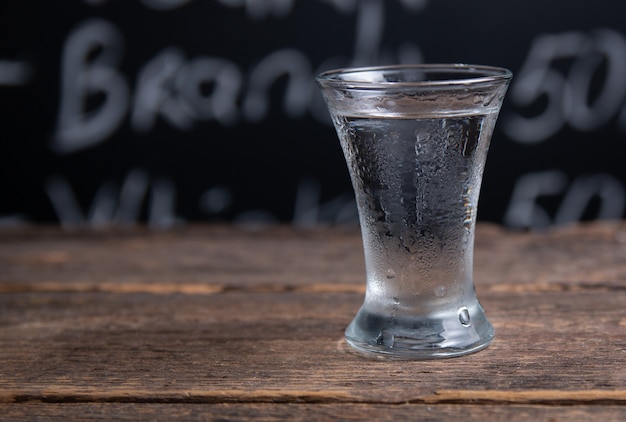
[2,0,626,229]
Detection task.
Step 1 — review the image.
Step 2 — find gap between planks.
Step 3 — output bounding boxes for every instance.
[3,389,626,406]
[0,281,364,295]
[2,281,625,295]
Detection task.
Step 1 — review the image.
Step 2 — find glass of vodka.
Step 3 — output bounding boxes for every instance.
[317,64,511,358]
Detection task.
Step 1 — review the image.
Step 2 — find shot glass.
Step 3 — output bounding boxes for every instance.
[317,64,511,358]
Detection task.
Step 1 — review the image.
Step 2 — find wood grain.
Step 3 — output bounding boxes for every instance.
[1,222,626,418]
[2,403,626,421]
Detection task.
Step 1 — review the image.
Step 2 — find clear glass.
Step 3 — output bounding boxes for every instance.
[317,64,512,359]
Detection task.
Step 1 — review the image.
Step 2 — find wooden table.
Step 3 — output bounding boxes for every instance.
[1,222,626,420]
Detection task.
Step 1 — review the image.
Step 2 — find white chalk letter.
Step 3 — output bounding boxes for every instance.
[54,19,129,154]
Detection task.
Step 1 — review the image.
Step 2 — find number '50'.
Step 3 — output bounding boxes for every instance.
[503,28,626,144]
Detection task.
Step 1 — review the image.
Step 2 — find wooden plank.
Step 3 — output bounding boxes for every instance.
[1,288,625,403]
[0,225,364,288]
[1,222,626,411]
[2,403,626,421]
[2,222,626,291]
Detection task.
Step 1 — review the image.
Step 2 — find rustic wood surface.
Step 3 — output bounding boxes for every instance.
[1,222,626,420]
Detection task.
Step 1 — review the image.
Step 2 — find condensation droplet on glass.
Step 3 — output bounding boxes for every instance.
[414,131,431,155]
[434,286,447,297]
[462,185,474,230]
[386,268,396,279]
[458,307,471,327]
[376,329,395,348]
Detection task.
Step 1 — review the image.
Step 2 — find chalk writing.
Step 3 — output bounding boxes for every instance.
[292,178,357,227]
[44,170,182,228]
[131,47,195,133]
[504,170,625,230]
[54,19,129,153]
[53,1,424,154]
[3,1,625,229]
[243,49,312,122]
[503,28,626,143]
[0,60,33,86]
[199,186,233,216]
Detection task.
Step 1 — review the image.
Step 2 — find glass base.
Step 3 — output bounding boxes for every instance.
[344,302,494,359]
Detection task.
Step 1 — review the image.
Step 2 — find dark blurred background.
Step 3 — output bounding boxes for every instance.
[1,0,625,229]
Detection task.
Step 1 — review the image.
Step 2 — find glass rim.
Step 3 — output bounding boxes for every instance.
[316,63,512,89]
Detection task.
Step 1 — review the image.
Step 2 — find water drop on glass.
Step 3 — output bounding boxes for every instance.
[386,268,396,279]
[434,286,447,297]
[376,330,395,348]
[458,307,471,327]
